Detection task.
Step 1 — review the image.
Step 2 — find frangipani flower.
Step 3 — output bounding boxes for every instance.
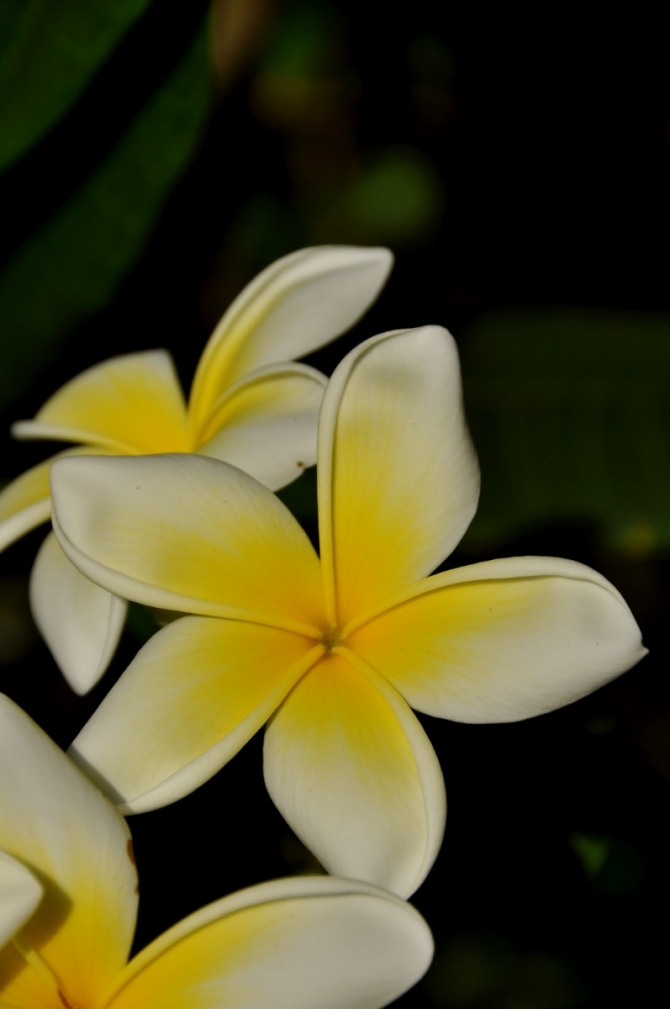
[0,245,392,695]
[0,694,433,1009]
[51,326,646,899]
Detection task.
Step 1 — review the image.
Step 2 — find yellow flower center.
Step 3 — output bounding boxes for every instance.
[320,626,344,653]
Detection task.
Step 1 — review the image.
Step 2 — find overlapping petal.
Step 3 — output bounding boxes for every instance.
[197,363,327,490]
[318,326,480,626]
[0,695,137,1009]
[51,454,325,632]
[70,617,322,814]
[348,556,647,723]
[0,852,42,951]
[30,532,127,695]
[189,246,393,431]
[0,455,54,552]
[12,351,189,454]
[105,876,433,1009]
[263,651,446,898]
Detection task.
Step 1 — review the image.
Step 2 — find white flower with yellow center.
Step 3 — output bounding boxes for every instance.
[0,246,392,694]
[51,325,646,899]
[0,694,433,1009]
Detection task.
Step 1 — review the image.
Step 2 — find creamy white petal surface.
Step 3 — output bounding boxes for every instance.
[197,363,326,490]
[264,651,446,898]
[70,616,320,813]
[51,454,324,631]
[105,876,433,1009]
[317,326,480,626]
[350,556,647,722]
[30,532,127,695]
[189,245,393,429]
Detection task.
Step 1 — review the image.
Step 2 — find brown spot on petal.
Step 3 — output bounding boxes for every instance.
[296,461,304,467]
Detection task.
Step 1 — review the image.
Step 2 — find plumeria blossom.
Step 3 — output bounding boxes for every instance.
[0,694,433,1009]
[51,326,646,899]
[0,245,392,694]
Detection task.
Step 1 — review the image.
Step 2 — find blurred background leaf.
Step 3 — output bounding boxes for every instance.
[0,20,211,410]
[0,0,153,171]
[460,309,670,557]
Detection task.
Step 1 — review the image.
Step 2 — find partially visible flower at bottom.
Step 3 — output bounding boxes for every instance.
[0,695,433,1009]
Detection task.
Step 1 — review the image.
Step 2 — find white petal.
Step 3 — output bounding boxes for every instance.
[197,363,327,490]
[189,246,393,430]
[69,616,320,814]
[264,651,446,898]
[0,695,137,1009]
[105,876,433,1009]
[50,454,323,632]
[317,326,480,626]
[0,850,42,950]
[30,531,127,695]
[350,555,648,722]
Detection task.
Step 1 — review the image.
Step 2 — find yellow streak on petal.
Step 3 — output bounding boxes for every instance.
[0,940,62,1009]
[348,563,646,722]
[71,618,323,812]
[264,652,435,895]
[17,351,190,454]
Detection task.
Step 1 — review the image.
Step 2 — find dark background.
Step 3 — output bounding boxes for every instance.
[1,3,668,1007]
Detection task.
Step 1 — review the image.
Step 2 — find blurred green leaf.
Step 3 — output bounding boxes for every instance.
[425,935,583,1008]
[569,832,644,895]
[307,146,445,247]
[569,831,610,877]
[0,23,211,409]
[0,0,152,171]
[460,309,670,555]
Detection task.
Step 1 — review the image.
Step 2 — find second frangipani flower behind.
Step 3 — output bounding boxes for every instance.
[0,246,392,694]
[51,326,646,899]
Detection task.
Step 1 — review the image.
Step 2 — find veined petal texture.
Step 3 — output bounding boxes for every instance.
[105,876,433,1009]
[50,454,324,631]
[264,652,446,898]
[197,363,326,490]
[0,695,137,1009]
[189,245,393,430]
[318,326,480,626]
[30,532,127,695]
[349,556,647,722]
[12,350,189,453]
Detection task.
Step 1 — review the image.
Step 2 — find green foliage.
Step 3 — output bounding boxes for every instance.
[0,23,211,410]
[342,147,444,245]
[425,934,583,1008]
[0,0,152,171]
[570,832,645,895]
[461,309,670,556]
[569,831,610,877]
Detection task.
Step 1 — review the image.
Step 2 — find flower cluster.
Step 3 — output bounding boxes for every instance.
[0,247,645,1008]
